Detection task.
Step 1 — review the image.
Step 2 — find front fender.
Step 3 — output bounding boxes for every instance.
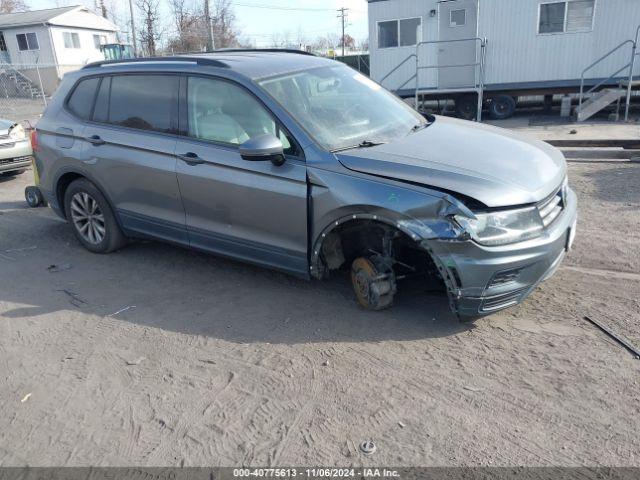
[308,166,470,278]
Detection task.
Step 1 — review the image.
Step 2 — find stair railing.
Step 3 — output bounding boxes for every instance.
[414,37,487,121]
[623,24,640,121]
[378,53,417,91]
[578,40,634,113]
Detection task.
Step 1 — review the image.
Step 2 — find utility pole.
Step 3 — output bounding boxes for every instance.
[128,0,138,57]
[204,0,215,51]
[337,7,349,56]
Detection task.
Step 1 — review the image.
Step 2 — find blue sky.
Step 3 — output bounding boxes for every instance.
[27,0,369,48]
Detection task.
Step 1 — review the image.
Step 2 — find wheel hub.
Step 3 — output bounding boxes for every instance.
[70,192,106,245]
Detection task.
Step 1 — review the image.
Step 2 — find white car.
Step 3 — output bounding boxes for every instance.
[0,119,32,177]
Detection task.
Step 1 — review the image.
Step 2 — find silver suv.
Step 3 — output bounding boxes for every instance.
[33,50,577,319]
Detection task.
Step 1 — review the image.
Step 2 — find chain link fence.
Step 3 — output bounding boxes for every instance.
[0,62,85,125]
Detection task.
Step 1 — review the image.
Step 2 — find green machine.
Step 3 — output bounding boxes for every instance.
[100,43,135,61]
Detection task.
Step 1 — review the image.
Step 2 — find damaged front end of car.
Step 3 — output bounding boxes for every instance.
[309,168,577,320]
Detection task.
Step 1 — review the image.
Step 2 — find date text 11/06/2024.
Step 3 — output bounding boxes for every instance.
[232,468,400,477]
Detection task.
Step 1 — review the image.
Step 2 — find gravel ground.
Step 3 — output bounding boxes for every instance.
[0,160,639,467]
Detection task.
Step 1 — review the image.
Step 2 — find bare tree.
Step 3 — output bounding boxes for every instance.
[165,0,241,53]
[136,0,161,55]
[211,0,239,49]
[168,0,204,52]
[0,0,27,13]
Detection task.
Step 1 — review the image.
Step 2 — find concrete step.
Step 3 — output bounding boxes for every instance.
[575,88,625,122]
[560,148,640,159]
[547,139,640,149]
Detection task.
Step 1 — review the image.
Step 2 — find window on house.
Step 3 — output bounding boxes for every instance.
[16,32,39,51]
[378,20,398,48]
[0,33,7,52]
[539,1,595,34]
[93,34,106,49]
[63,32,81,48]
[450,9,467,27]
[567,0,596,31]
[378,17,421,49]
[399,18,421,46]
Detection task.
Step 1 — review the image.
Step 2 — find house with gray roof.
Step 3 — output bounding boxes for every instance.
[0,5,117,96]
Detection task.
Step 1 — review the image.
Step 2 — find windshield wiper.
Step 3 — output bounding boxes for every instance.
[408,115,436,135]
[332,140,386,152]
[357,140,385,148]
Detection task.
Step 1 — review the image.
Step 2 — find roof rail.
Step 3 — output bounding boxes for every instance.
[82,56,229,69]
[207,48,315,56]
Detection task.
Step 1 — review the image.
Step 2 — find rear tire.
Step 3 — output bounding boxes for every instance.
[488,95,517,120]
[64,178,126,253]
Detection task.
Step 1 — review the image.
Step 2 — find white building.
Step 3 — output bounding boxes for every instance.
[0,5,118,95]
[367,0,640,119]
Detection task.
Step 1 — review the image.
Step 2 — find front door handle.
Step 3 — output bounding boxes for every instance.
[177,152,205,165]
[85,135,105,146]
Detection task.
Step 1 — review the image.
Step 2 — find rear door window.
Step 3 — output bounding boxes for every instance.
[107,75,178,133]
[67,77,100,120]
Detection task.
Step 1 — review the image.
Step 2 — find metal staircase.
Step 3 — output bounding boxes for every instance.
[0,64,44,99]
[576,87,626,122]
[577,25,640,122]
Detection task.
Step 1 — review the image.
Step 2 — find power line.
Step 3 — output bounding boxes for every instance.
[231,2,335,11]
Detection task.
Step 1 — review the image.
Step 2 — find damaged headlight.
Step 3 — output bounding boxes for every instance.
[9,123,25,141]
[454,206,543,246]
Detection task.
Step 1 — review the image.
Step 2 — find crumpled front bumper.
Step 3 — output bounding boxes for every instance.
[428,187,578,318]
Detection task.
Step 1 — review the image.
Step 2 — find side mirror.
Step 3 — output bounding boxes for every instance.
[239,134,285,166]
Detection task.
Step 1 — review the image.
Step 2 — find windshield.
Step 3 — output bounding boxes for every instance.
[258,65,427,151]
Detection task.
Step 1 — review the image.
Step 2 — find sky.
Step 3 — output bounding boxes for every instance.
[26,0,370,49]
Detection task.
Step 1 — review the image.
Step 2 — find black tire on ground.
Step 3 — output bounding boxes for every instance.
[25,186,45,207]
[454,94,479,120]
[1,169,26,177]
[63,178,126,253]
[488,95,517,120]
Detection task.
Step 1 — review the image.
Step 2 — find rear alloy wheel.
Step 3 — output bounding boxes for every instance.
[488,95,517,120]
[64,179,126,253]
[351,257,396,311]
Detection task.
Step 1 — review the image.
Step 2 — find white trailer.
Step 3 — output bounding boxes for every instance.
[367,0,640,120]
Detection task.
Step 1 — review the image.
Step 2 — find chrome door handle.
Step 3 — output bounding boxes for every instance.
[177,152,205,165]
[85,135,105,146]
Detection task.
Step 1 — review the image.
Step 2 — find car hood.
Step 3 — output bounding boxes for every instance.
[336,116,567,208]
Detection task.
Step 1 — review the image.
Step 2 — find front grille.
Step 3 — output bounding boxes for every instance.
[481,287,528,312]
[0,156,29,166]
[537,185,565,227]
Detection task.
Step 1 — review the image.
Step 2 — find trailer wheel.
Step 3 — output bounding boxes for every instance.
[454,94,479,120]
[25,186,45,207]
[489,95,517,120]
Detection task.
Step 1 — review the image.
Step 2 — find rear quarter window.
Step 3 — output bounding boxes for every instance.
[107,75,178,133]
[66,77,100,120]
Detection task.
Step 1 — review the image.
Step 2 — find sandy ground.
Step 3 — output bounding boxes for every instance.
[0,157,639,467]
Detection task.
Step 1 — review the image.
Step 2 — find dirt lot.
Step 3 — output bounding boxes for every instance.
[0,157,639,467]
